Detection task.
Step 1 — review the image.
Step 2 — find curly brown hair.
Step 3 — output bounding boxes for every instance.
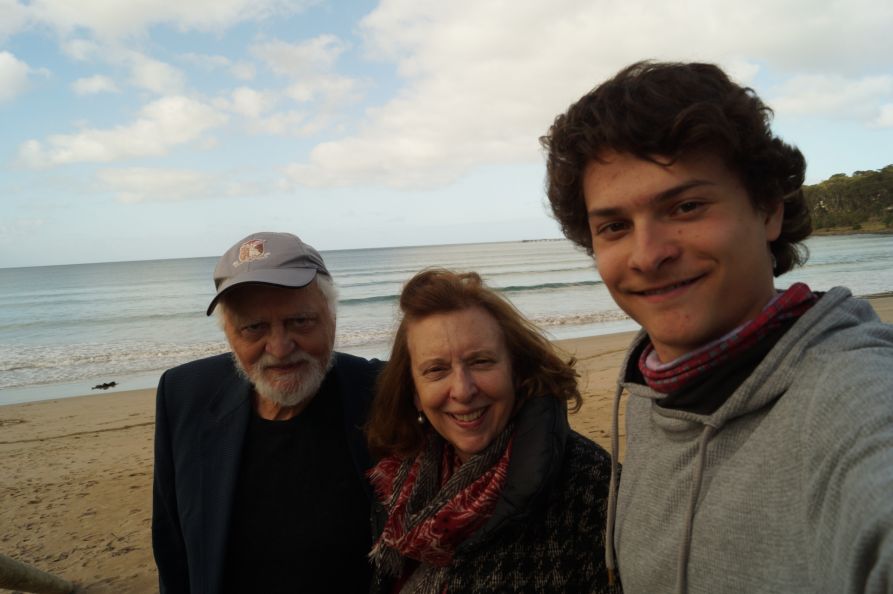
[540,60,811,276]
[365,269,581,459]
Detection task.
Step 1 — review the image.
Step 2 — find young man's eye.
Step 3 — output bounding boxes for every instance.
[674,200,704,215]
[595,221,629,237]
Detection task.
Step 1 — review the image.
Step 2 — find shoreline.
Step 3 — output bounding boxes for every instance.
[1,295,891,592]
[811,226,893,236]
[4,290,892,407]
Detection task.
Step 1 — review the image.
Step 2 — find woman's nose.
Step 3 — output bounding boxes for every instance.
[449,368,477,403]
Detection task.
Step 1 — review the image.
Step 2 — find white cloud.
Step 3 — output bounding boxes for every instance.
[128,54,186,94]
[285,75,360,104]
[64,44,186,94]
[71,74,120,95]
[27,0,312,39]
[19,96,227,167]
[215,87,323,137]
[97,166,271,203]
[178,52,257,80]
[226,86,277,118]
[877,104,893,128]
[0,0,29,40]
[180,52,232,70]
[0,51,31,103]
[61,38,99,61]
[770,74,893,122]
[252,35,349,77]
[231,61,256,81]
[97,167,217,203]
[285,0,893,189]
[244,36,363,132]
[253,110,316,136]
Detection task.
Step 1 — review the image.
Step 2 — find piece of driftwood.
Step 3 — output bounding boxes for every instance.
[0,553,76,594]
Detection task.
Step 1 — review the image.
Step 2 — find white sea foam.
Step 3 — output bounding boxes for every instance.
[1,235,892,399]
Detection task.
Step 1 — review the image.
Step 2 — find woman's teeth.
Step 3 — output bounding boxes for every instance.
[452,409,485,422]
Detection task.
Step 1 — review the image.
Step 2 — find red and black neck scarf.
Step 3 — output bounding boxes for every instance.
[638,282,817,394]
[368,427,513,593]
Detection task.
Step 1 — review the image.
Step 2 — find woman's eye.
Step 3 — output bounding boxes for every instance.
[423,365,447,377]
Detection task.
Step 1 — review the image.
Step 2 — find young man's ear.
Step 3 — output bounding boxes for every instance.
[765,199,784,242]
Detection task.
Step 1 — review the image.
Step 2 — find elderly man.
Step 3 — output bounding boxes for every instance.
[152,232,382,594]
[542,62,893,593]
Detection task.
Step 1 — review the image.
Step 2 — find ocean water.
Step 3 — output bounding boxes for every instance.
[1,235,892,405]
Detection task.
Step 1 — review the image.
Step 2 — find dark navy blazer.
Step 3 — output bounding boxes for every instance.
[151,351,382,594]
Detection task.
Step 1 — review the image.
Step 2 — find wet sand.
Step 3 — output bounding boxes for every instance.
[2,294,891,593]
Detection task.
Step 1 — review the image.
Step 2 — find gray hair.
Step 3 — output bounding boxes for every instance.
[215,275,338,330]
[316,274,338,320]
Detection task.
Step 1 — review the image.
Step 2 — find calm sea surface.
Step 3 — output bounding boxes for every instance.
[2,235,892,405]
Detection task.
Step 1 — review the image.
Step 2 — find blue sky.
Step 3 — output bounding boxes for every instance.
[2,0,892,268]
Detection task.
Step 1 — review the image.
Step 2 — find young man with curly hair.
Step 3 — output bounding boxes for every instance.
[541,61,893,594]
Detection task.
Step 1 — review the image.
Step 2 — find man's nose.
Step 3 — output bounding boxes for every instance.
[266,325,296,359]
[449,368,477,403]
[628,222,681,273]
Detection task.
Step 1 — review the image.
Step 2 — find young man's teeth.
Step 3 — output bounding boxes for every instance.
[644,279,690,295]
[453,409,484,422]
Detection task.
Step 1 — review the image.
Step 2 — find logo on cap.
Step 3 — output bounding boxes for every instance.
[235,239,270,266]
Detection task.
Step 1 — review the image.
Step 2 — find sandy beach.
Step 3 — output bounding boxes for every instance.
[2,294,892,593]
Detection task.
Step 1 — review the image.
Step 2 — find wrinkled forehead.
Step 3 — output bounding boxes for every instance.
[405,306,508,356]
[222,282,331,318]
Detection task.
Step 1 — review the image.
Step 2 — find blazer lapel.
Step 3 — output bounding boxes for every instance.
[200,373,252,594]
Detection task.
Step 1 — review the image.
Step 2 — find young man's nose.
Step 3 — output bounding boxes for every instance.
[628,224,681,273]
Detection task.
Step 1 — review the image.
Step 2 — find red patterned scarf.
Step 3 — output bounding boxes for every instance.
[639,282,817,394]
[368,427,513,592]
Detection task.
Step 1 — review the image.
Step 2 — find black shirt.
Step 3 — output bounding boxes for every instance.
[222,373,372,593]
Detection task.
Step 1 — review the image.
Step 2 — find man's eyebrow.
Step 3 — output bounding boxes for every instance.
[587,179,716,218]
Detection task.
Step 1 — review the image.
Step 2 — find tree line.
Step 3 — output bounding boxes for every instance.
[804,164,893,231]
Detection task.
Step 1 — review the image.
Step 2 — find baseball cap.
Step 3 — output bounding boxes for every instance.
[206,232,330,315]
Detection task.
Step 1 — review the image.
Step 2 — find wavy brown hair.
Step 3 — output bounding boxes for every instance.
[540,60,811,276]
[366,269,581,459]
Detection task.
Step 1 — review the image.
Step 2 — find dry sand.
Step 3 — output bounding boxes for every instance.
[2,295,891,593]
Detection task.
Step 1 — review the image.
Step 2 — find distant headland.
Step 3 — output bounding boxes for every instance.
[806,164,893,234]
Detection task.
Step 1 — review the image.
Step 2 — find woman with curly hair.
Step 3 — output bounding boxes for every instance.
[365,269,618,593]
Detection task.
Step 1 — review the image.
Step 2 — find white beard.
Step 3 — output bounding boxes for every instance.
[233,349,334,408]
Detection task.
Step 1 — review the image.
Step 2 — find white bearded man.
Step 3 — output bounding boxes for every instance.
[152,232,382,594]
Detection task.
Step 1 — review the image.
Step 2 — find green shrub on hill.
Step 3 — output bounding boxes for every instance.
[804,165,893,230]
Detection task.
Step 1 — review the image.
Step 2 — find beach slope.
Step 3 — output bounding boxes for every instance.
[2,295,891,593]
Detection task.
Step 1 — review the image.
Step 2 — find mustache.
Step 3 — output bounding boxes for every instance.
[257,351,317,370]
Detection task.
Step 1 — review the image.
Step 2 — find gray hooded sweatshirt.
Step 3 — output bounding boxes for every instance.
[606,287,893,593]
